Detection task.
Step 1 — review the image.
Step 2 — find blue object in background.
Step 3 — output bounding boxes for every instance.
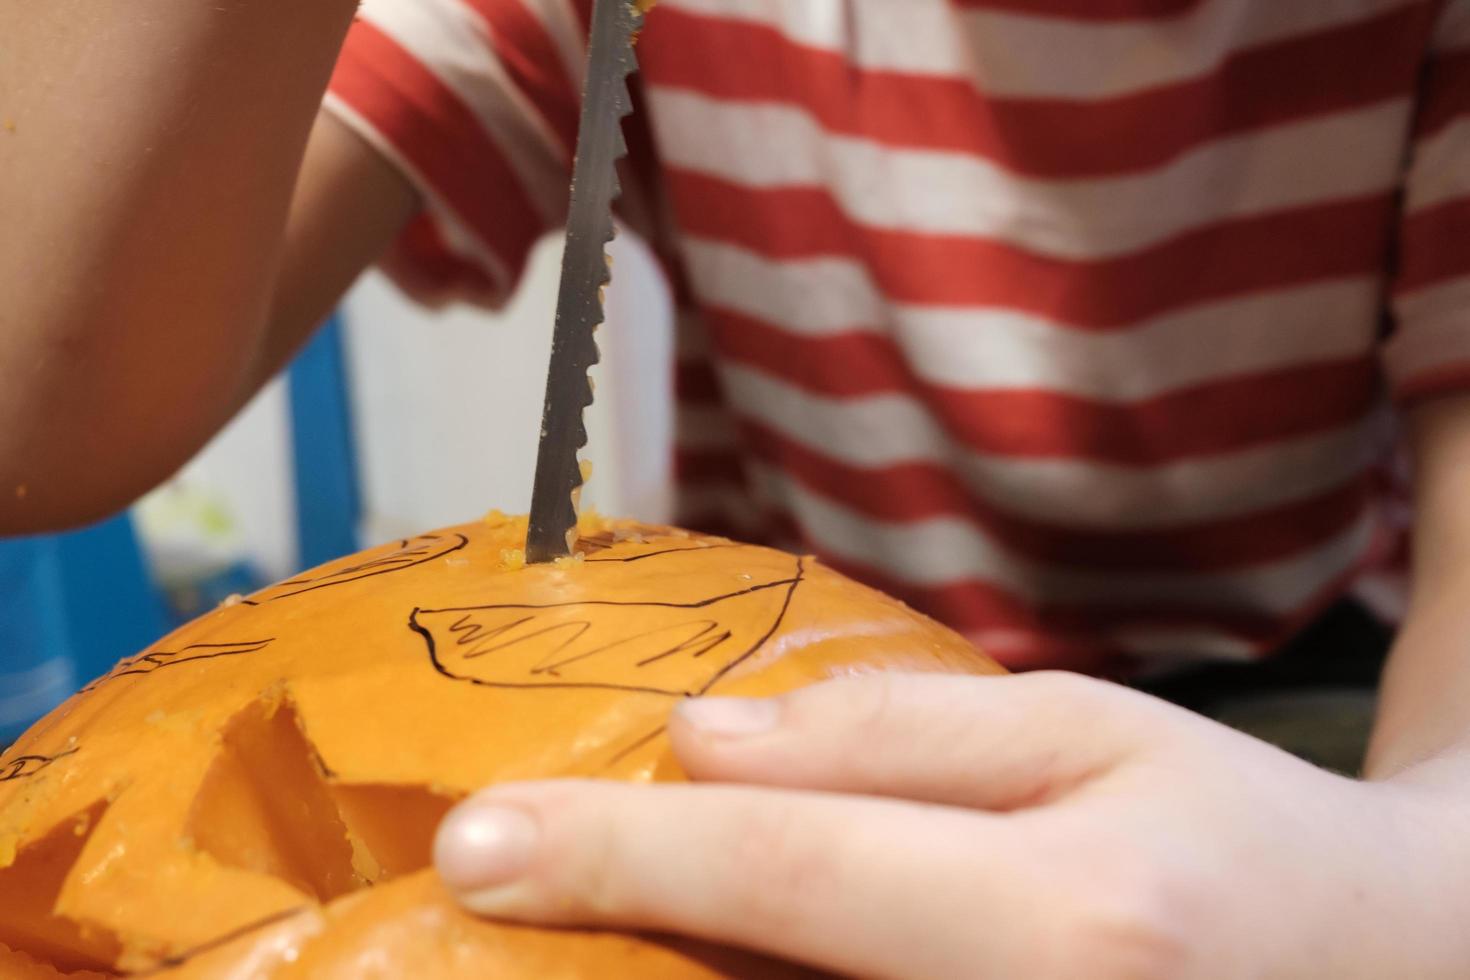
[53,514,172,683]
[0,516,168,742]
[288,313,362,572]
[1,313,362,743]
[0,536,73,743]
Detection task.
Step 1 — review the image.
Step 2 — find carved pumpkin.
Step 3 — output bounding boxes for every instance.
[0,514,1002,977]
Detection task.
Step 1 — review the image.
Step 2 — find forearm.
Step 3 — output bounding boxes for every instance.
[1366,395,1470,781]
[1366,573,1470,784]
[1361,559,1470,975]
[0,0,359,531]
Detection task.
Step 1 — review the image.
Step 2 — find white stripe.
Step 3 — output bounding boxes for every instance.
[1352,569,1410,623]
[1384,282,1470,388]
[749,463,1378,613]
[1435,1,1470,50]
[323,95,514,294]
[955,0,1422,100]
[358,0,570,220]
[1406,116,1470,213]
[970,626,1261,664]
[1107,629,1258,662]
[526,0,590,94]
[685,240,1381,400]
[660,0,1419,99]
[650,89,1409,255]
[721,362,1390,530]
[1394,275,1470,325]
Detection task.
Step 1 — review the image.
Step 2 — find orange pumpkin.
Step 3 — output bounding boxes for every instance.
[0,514,1001,977]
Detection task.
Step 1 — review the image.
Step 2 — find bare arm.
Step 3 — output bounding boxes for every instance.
[0,2,418,532]
[1365,393,1470,781]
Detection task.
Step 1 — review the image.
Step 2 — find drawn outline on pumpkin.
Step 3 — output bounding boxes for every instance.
[251,533,470,603]
[410,553,807,696]
[0,746,81,783]
[0,517,1000,976]
[80,639,277,692]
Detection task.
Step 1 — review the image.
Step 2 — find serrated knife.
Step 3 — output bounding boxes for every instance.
[525,0,648,563]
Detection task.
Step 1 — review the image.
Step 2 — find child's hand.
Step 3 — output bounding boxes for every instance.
[432,672,1462,979]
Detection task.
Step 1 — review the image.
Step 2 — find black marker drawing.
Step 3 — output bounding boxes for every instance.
[0,745,80,782]
[3,530,825,977]
[599,724,668,772]
[257,533,469,601]
[81,639,275,692]
[410,554,806,697]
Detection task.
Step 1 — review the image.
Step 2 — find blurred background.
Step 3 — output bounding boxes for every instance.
[0,232,674,742]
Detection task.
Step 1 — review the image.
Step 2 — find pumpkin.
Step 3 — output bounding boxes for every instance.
[0,513,1001,977]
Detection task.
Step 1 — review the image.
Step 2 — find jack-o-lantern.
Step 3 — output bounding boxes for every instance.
[0,514,1002,977]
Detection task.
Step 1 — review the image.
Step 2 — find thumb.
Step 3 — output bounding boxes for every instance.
[669,671,1182,810]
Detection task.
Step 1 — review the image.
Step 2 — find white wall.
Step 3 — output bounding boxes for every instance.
[135,229,673,582]
[133,379,297,583]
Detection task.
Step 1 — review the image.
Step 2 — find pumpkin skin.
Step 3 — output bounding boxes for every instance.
[0,514,1002,977]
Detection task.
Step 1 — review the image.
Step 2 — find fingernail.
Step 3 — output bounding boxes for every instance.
[676,696,781,736]
[434,801,540,894]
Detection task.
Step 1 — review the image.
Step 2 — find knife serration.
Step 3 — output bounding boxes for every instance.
[526,0,645,563]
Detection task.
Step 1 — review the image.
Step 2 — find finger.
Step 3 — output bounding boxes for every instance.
[670,671,1192,810]
[433,779,1061,980]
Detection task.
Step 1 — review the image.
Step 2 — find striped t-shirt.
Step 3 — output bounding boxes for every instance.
[325,0,1470,674]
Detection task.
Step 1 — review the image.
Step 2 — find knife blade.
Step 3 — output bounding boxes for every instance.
[525,0,647,563]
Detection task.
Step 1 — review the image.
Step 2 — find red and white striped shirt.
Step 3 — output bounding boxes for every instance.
[326,0,1470,674]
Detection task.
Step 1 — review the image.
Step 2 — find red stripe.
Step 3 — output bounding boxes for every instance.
[737,417,1371,572]
[705,309,910,396]
[569,0,593,35]
[378,215,501,299]
[673,172,1396,325]
[675,447,746,485]
[1396,197,1470,292]
[674,359,724,404]
[330,20,547,282]
[1414,48,1470,139]
[642,5,1432,175]
[1393,363,1470,405]
[705,309,1380,464]
[463,0,582,157]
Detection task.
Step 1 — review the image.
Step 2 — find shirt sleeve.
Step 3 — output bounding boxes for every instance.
[1385,2,1470,404]
[323,0,591,306]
